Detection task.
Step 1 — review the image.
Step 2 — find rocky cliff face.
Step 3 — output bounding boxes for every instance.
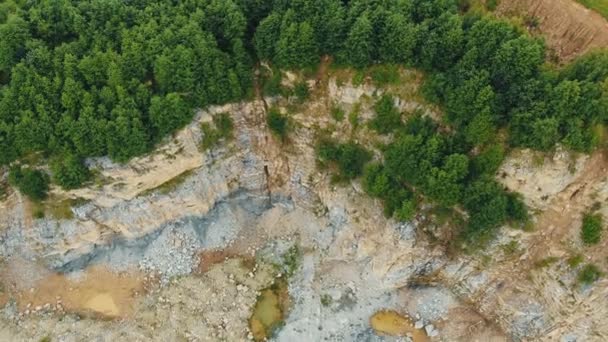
[0,72,606,341]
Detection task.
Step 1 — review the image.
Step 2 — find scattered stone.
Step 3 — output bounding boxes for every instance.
[425,324,437,336]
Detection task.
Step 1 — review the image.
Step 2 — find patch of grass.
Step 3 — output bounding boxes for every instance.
[262,67,285,97]
[46,198,74,220]
[330,104,345,122]
[143,169,195,196]
[523,15,540,29]
[200,113,234,151]
[370,65,401,87]
[521,220,535,232]
[349,103,361,129]
[267,107,289,140]
[45,197,89,220]
[39,337,51,342]
[534,256,559,269]
[531,153,545,167]
[486,0,499,11]
[576,0,608,20]
[577,263,603,285]
[430,206,459,227]
[320,294,332,307]
[581,213,603,245]
[567,254,584,268]
[277,245,301,278]
[480,254,492,267]
[501,240,520,256]
[31,201,45,219]
[352,70,365,86]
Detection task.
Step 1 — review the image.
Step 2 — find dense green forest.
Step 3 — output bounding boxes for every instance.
[1,0,607,244]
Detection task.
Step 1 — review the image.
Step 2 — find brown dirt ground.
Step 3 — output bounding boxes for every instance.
[1,261,149,318]
[498,0,608,62]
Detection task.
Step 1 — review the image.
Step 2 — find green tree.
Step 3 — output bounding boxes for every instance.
[276,21,318,69]
[0,16,29,72]
[344,14,374,68]
[425,154,469,206]
[150,93,191,137]
[463,177,509,236]
[418,13,464,70]
[472,144,505,176]
[51,152,90,190]
[380,14,417,64]
[254,12,282,61]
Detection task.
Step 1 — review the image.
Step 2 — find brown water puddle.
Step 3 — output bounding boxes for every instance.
[11,266,148,318]
[370,310,429,342]
[198,250,256,274]
[249,279,290,341]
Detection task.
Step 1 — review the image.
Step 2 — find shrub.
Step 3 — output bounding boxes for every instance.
[567,254,584,268]
[330,105,345,122]
[267,107,288,140]
[317,139,371,181]
[9,166,50,201]
[395,199,416,221]
[320,294,332,306]
[370,95,402,134]
[263,68,284,97]
[370,65,400,86]
[506,193,528,222]
[352,71,365,86]
[214,113,234,137]
[363,163,391,197]
[581,213,602,245]
[534,256,559,268]
[578,264,602,285]
[294,81,309,102]
[51,153,90,190]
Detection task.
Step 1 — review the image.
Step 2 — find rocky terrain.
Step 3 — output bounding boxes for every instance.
[0,62,606,342]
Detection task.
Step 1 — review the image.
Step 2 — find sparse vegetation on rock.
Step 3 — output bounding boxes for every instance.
[201,113,234,151]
